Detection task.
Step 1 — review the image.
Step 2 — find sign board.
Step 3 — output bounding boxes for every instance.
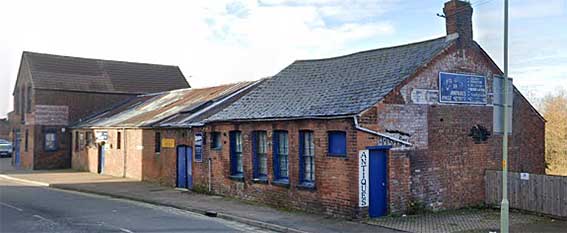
[95,131,108,143]
[439,72,487,104]
[34,105,69,126]
[492,75,513,135]
[520,173,529,180]
[194,133,203,161]
[359,150,370,207]
[161,138,175,148]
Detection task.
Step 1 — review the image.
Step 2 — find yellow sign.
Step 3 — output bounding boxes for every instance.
[502,159,507,169]
[162,138,175,148]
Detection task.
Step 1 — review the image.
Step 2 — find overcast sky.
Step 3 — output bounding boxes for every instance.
[1,0,566,118]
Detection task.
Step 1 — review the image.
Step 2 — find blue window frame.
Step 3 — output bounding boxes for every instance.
[194,132,203,162]
[328,131,347,156]
[229,131,243,177]
[299,131,315,187]
[273,131,289,182]
[44,128,58,152]
[252,131,268,180]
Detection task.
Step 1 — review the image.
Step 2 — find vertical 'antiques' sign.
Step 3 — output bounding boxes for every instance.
[359,150,369,207]
[439,72,487,104]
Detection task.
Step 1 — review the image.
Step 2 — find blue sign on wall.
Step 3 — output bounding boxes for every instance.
[439,72,487,104]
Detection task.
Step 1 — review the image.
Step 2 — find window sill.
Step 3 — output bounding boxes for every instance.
[229,174,244,182]
[210,147,222,151]
[327,153,347,158]
[252,177,268,184]
[272,179,290,188]
[297,182,316,191]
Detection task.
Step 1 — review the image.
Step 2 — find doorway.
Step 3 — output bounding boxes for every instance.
[368,146,389,218]
[13,129,21,168]
[97,142,106,174]
[176,145,193,189]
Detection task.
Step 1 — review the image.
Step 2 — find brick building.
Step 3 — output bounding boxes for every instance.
[68,0,544,220]
[191,0,544,219]
[9,51,189,170]
[0,118,9,139]
[70,81,260,186]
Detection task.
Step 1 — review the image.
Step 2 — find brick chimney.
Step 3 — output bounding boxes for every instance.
[443,0,473,48]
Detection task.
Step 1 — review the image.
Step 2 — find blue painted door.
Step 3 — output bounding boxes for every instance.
[177,146,187,188]
[98,145,105,174]
[369,149,388,218]
[186,147,193,189]
[14,130,20,168]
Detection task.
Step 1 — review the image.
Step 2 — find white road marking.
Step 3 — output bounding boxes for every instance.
[119,227,135,233]
[0,201,23,212]
[32,214,57,225]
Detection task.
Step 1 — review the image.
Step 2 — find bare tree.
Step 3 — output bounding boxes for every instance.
[541,88,567,176]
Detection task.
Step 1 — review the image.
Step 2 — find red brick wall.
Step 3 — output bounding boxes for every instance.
[357,44,546,211]
[34,89,136,124]
[202,119,360,218]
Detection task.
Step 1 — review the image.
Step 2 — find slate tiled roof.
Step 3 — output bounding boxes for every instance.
[23,51,189,94]
[73,82,255,128]
[207,36,456,122]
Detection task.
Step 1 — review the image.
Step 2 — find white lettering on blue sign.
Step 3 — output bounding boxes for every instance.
[359,150,369,207]
[439,72,487,104]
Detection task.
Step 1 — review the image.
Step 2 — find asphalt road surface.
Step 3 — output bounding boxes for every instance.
[0,177,271,233]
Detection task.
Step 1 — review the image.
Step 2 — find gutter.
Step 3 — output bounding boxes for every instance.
[353,116,412,147]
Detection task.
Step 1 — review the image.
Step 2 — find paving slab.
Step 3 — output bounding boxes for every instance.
[369,208,567,233]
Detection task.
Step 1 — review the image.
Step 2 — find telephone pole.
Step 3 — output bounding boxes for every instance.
[500,0,510,232]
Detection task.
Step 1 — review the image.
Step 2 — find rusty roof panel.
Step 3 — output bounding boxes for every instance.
[74,81,256,128]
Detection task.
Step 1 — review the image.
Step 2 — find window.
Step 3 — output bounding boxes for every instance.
[26,86,32,113]
[299,131,315,186]
[24,129,29,152]
[86,132,93,146]
[75,132,79,152]
[194,133,203,162]
[328,131,347,156]
[253,131,268,180]
[44,129,58,152]
[229,131,243,177]
[79,132,85,150]
[210,132,222,150]
[117,132,122,150]
[273,131,289,182]
[155,132,161,153]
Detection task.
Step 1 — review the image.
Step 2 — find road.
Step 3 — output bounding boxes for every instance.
[0,177,270,233]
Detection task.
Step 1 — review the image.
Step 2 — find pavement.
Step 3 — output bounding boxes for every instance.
[0,177,271,233]
[3,158,566,233]
[368,208,567,233]
[0,158,400,233]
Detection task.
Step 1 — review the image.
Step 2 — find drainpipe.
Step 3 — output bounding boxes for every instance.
[122,128,127,178]
[352,116,412,147]
[208,157,212,192]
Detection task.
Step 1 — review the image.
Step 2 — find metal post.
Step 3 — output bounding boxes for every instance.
[500,0,509,232]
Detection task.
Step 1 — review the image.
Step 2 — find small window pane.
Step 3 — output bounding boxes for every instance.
[328,131,347,156]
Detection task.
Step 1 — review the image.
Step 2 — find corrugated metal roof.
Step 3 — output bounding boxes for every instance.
[73,82,255,128]
[207,36,456,122]
[24,51,189,94]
